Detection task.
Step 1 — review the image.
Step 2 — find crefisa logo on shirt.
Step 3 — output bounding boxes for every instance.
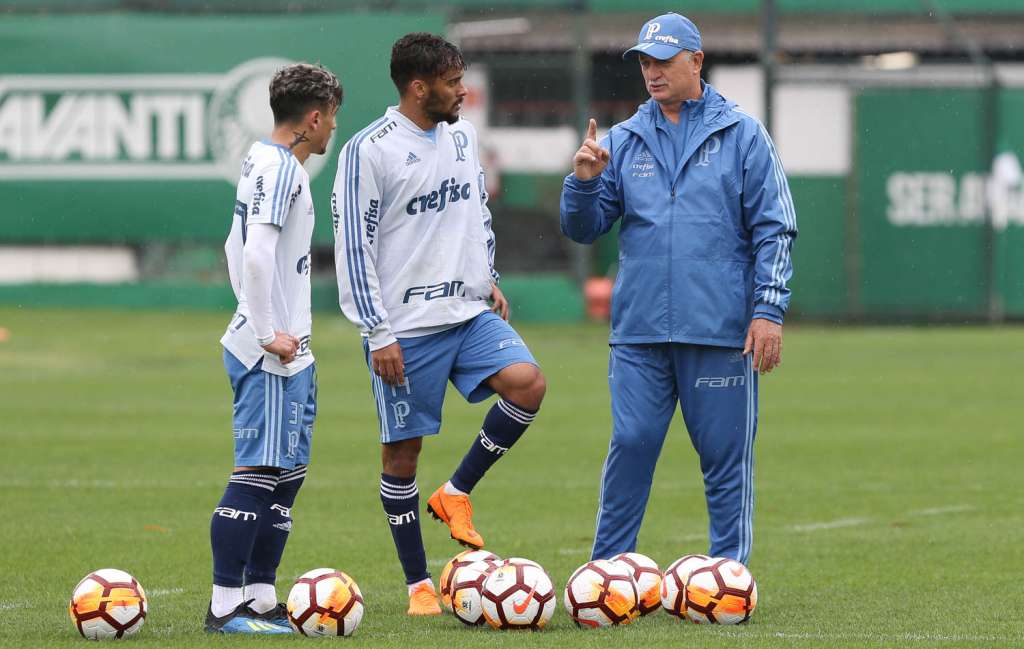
[632,149,656,178]
[405,177,472,215]
[0,58,331,183]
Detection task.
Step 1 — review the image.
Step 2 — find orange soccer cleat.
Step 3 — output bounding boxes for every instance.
[426,486,485,550]
[406,581,442,616]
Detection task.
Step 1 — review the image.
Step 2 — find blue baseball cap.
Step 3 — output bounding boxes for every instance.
[623,13,702,60]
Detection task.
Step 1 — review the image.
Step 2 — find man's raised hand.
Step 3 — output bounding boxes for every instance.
[572,118,610,181]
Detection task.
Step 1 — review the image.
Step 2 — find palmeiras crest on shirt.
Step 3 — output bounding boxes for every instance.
[451,130,469,162]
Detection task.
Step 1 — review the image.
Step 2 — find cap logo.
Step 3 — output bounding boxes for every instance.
[644,22,661,40]
[655,34,680,45]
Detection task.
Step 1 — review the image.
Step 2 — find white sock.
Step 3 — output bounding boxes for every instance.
[211,585,244,618]
[407,577,433,595]
[244,582,278,614]
[443,481,467,496]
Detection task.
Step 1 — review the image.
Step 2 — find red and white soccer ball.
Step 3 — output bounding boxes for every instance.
[68,568,147,640]
[286,568,364,637]
[610,552,663,616]
[563,559,640,628]
[501,557,543,570]
[439,549,501,611]
[684,558,757,624]
[449,560,498,626]
[480,561,556,630]
[661,554,711,618]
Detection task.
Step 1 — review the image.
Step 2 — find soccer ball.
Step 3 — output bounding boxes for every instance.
[480,561,556,630]
[68,568,147,640]
[449,560,498,626]
[661,554,711,618]
[684,558,757,624]
[439,549,500,610]
[286,568,364,637]
[501,557,542,570]
[563,559,639,628]
[610,552,662,616]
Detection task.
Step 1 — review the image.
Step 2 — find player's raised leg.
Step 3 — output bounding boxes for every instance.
[591,344,677,560]
[676,345,757,564]
[429,311,545,550]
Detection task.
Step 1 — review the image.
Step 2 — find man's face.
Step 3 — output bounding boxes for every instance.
[422,69,467,125]
[639,50,703,103]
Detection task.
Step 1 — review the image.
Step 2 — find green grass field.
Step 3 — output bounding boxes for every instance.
[1,307,1022,647]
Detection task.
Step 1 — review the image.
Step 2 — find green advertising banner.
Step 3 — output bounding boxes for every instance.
[855,88,989,315]
[994,90,1024,317]
[856,87,1024,317]
[0,13,445,245]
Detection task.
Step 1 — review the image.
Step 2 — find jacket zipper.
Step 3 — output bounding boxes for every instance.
[668,184,675,343]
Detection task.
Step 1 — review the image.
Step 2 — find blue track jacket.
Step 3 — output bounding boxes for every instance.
[560,83,797,348]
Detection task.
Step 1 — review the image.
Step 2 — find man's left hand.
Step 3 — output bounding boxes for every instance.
[744,318,783,374]
[490,284,510,321]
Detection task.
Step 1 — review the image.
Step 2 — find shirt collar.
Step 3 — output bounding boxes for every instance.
[653,81,709,132]
[387,106,442,142]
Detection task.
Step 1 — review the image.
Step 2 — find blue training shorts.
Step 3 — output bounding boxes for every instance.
[365,311,538,443]
[223,349,316,469]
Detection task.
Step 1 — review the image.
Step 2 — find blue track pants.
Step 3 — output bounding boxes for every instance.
[591,343,758,564]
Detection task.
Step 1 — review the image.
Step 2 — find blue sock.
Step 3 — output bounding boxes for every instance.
[380,474,429,585]
[210,468,280,587]
[450,399,537,494]
[244,465,306,587]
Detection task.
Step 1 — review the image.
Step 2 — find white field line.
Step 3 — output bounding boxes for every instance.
[557,547,591,556]
[909,504,975,516]
[702,630,1017,643]
[789,517,870,532]
[0,601,30,610]
[790,504,977,533]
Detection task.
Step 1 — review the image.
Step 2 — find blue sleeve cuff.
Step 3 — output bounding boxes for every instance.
[564,174,602,193]
[753,302,785,325]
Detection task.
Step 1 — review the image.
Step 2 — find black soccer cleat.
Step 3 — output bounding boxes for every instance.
[204,600,291,634]
[247,602,291,629]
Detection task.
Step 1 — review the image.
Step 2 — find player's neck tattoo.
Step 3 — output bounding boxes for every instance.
[290,130,310,149]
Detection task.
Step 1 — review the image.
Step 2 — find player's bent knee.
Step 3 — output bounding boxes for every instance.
[522,370,547,409]
[495,364,546,410]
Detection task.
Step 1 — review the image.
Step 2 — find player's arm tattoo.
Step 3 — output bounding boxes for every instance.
[290,130,310,149]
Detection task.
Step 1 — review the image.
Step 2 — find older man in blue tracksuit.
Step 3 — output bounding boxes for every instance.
[561,13,797,565]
